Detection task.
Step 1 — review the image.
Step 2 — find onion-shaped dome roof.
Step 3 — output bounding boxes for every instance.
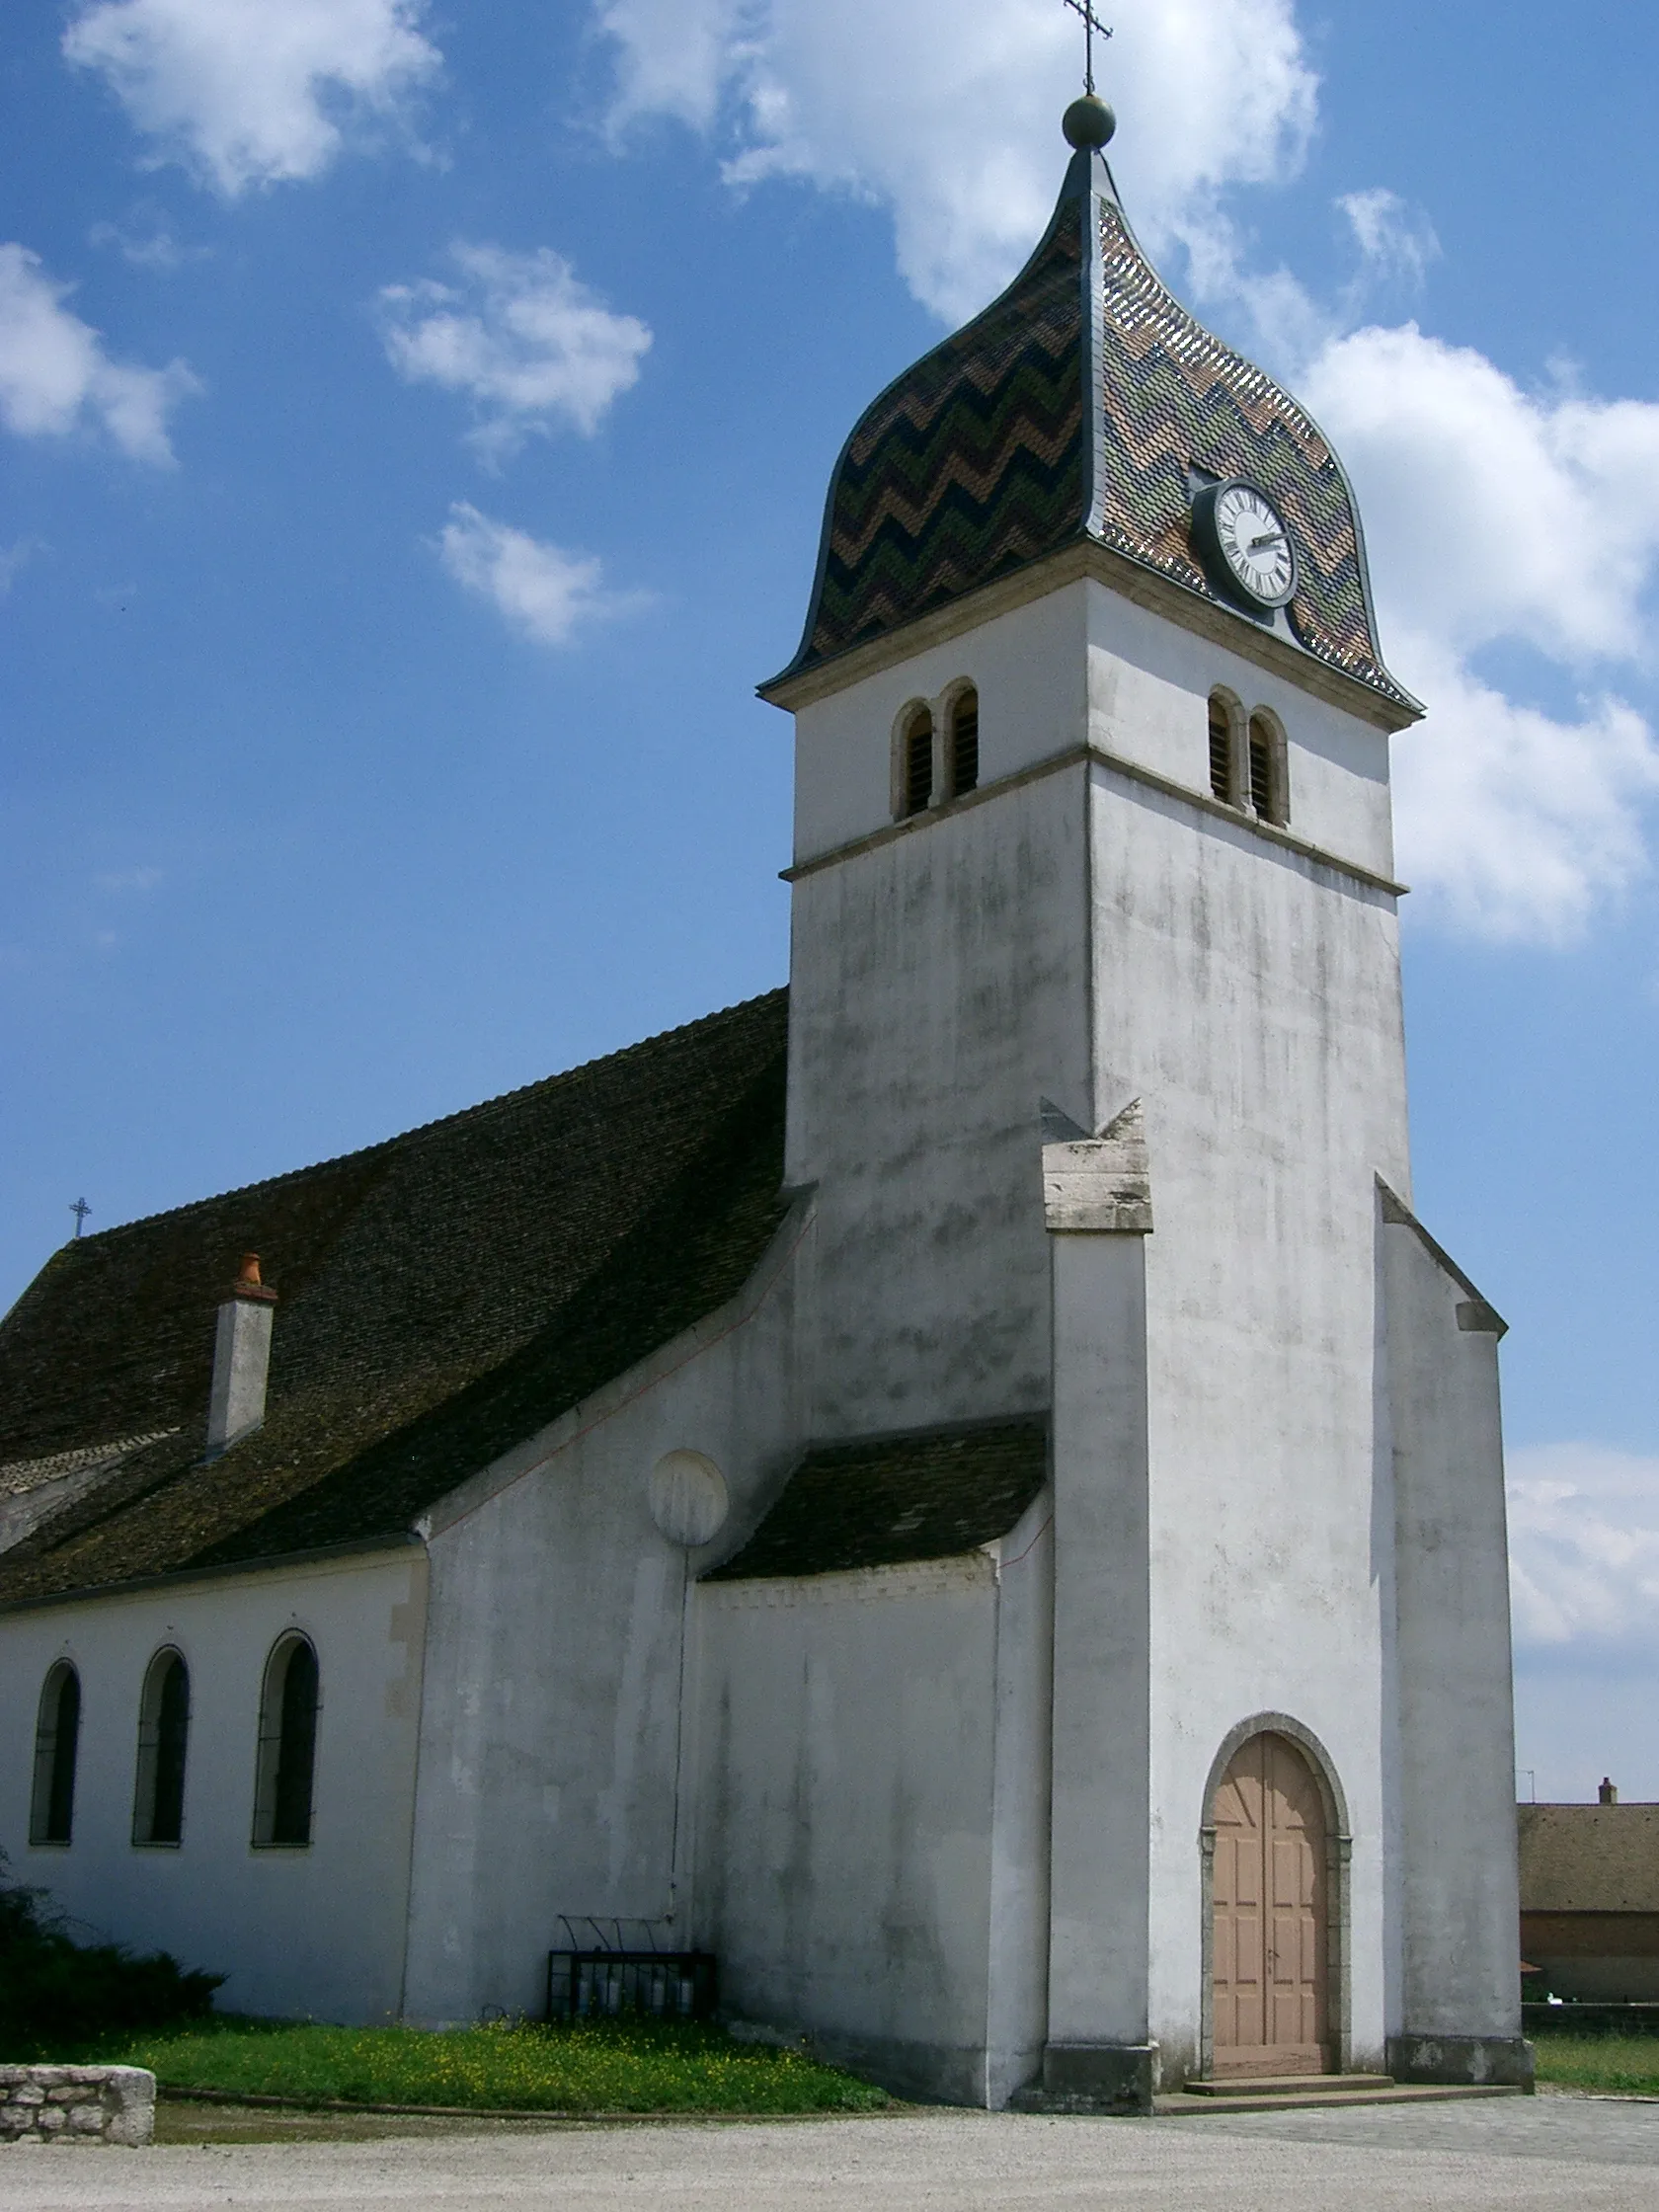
[771,122,1413,716]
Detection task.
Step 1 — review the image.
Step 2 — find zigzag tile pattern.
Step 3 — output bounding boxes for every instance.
[805,222,1086,665]
[794,173,1408,709]
[1091,204,1407,704]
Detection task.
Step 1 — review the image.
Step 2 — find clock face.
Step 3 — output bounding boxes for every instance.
[1205,481,1297,608]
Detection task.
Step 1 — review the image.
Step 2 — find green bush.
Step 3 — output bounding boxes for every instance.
[0,1853,223,2059]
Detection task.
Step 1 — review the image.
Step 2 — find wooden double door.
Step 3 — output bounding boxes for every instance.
[1211,1731,1330,2076]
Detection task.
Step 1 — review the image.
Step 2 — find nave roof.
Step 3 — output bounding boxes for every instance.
[0,990,789,1606]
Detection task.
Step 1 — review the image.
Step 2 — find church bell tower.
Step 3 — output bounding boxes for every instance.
[758,90,1527,2101]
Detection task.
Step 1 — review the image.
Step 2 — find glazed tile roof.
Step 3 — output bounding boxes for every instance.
[777,142,1411,711]
[0,991,789,1606]
[707,1419,1049,1581]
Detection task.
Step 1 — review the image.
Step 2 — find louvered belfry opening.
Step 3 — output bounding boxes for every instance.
[905,710,934,817]
[1248,712,1276,820]
[1208,692,1234,803]
[950,688,980,797]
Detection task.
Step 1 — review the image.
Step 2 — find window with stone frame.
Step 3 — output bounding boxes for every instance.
[902,707,934,818]
[948,686,980,798]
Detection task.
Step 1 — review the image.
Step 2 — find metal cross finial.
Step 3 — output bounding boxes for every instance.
[1063,0,1112,95]
[70,1197,91,1238]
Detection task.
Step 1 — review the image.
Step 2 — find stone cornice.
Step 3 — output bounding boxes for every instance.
[782,737,1408,901]
[760,537,1422,735]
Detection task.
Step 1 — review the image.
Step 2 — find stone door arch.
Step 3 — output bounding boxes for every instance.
[1202,1720,1350,2079]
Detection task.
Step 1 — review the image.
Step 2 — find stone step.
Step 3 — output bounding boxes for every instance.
[1183,2073,1393,2097]
[1156,2083,1527,2117]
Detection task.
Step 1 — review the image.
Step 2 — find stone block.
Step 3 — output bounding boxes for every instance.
[0,2065,155,2144]
[1387,2032,1535,2089]
[1036,2041,1158,2114]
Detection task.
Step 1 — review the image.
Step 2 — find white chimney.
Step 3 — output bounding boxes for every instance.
[206,1253,277,1458]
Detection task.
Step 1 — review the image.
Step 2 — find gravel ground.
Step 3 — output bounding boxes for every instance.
[4,2099,1659,2208]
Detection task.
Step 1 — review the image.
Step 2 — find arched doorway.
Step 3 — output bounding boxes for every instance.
[1210,1730,1330,2076]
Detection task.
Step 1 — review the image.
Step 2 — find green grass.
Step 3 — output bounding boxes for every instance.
[1531,2033,1659,2097]
[88,2014,893,2114]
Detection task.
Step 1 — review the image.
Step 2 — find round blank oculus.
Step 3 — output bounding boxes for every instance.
[649,1451,729,1547]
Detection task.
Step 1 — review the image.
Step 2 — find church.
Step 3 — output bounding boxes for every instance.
[0,96,1528,2110]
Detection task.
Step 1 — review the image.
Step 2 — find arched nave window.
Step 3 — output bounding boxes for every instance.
[30,1661,81,1846]
[132,1649,191,1847]
[252,1634,319,1849]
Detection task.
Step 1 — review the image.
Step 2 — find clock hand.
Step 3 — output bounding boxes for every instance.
[1248,531,1286,553]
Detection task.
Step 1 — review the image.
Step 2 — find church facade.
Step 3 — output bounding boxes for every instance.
[0,106,1527,2109]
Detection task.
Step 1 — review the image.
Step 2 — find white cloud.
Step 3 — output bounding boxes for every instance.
[596,0,1316,324]
[0,243,198,464]
[592,0,1659,942]
[1509,1444,1659,1653]
[1382,643,1659,942]
[1304,327,1659,666]
[379,245,652,462]
[0,539,41,594]
[434,504,643,647]
[63,0,440,197]
[1302,328,1659,938]
[1337,188,1438,295]
[88,206,209,272]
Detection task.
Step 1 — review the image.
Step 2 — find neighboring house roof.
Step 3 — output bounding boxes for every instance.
[1519,1805,1659,1914]
[0,991,790,1607]
[707,1420,1049,1581]
[775,142,1412,714]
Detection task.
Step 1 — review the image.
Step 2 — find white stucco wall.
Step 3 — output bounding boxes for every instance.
[1383,1209,1521,2050]
[790,577,1395,886]
[399,1210,809,2026]
[785,570,1430,2091]
[786,763,1089,1439]
[1082,754,1410,2078]
[1082,583,1396,881]
[0,1546,426,2023]
[792,586,1088,867]
[693,1490,1055,2109]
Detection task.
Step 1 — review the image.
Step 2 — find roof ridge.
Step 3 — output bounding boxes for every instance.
[44,988,788,1256]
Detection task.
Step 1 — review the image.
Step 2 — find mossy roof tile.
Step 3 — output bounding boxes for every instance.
[706,1419,1049,1581]
[0,991,789,1605]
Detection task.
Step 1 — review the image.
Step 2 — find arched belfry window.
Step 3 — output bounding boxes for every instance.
[253,1633,319,1848]
[1248,709,1287,825]
[902,706,934,819]
[30,1661,81,1846]
[948,686,979,798]
[1208,689,1239,805]
[133,1649,190,1847]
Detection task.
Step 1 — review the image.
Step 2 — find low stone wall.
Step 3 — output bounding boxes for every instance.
[0,2066,156,2145]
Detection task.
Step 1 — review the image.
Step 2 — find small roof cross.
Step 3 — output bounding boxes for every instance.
[1063,0,1112,95]
[70,1197,91,1238]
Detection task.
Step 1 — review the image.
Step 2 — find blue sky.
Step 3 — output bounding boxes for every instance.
[3,0,1657,1799]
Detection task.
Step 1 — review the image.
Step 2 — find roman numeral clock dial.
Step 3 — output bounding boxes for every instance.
[1192,478,1299,612]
